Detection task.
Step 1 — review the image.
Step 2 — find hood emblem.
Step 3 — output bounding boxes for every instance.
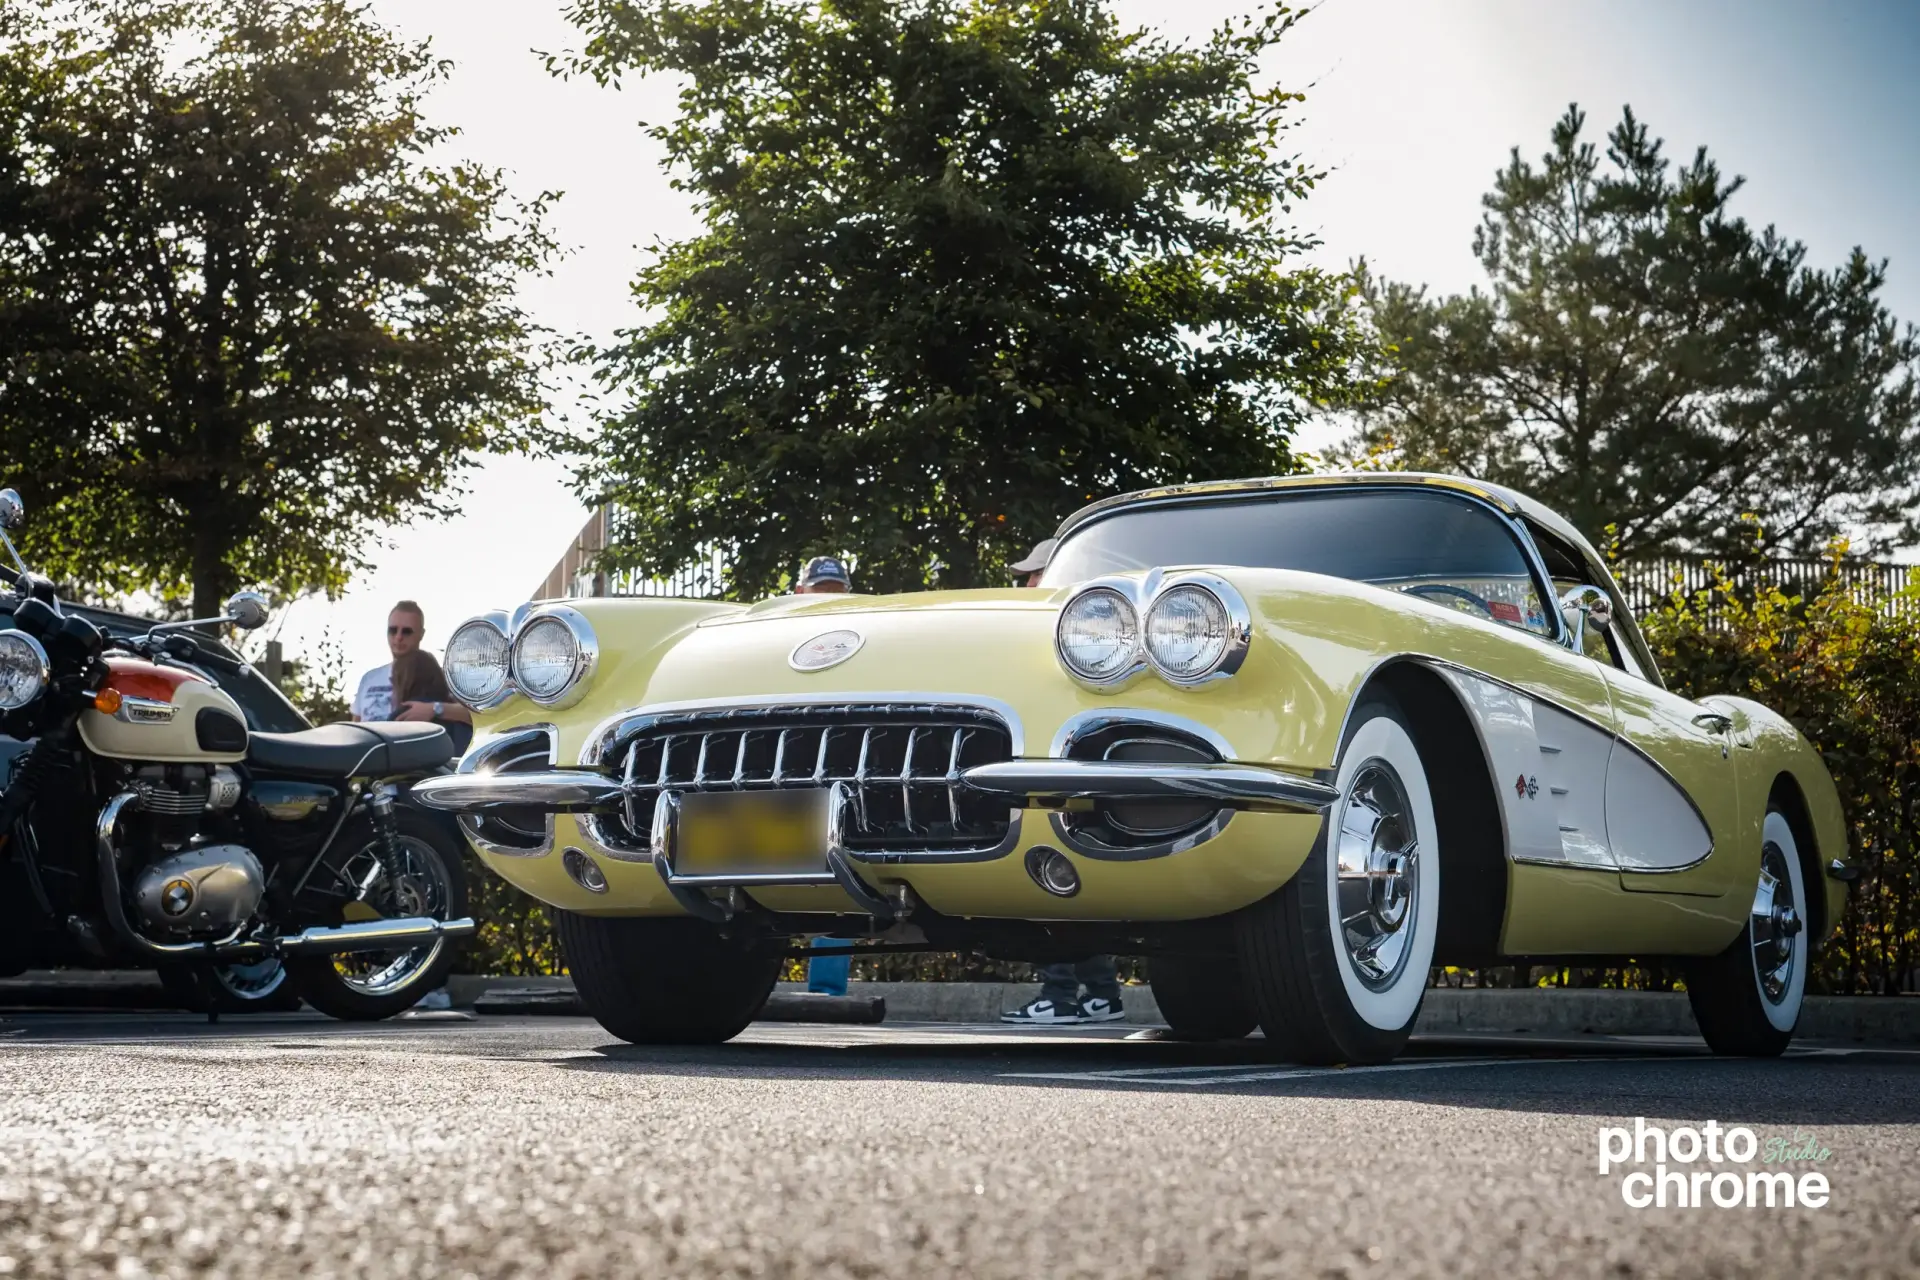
[790,629,864,672]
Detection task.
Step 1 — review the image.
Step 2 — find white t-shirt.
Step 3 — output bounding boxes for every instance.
[352,663,394,721]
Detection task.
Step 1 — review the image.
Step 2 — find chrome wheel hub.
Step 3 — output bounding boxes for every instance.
[1335,762,1421,990]
[1750,841,1800,1005]
[333,835,450,997]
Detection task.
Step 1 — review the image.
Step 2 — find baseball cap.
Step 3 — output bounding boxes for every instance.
[797,555,851,589]
[1010,538,1057,575]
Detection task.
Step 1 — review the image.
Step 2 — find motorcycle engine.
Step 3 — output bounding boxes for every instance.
[130,764,242,850]
[132,845,266,936]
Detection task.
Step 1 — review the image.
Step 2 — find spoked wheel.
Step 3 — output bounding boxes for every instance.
[158,957,303,1014]
[285,810,468,1021]
[1235,698,1440,1065]
[1686,808,1808,1056]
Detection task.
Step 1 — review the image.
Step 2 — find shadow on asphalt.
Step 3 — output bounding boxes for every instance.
[548,1030,1920,1122]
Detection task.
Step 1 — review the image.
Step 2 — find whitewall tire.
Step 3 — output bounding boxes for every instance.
[1236,698,1440,1064]
[1686,806,1808,1055]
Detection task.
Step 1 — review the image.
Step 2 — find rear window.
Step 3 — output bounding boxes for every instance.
[1042,488,1555,636]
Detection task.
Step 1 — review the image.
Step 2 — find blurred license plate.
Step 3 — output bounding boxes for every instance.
[675,789,831,878]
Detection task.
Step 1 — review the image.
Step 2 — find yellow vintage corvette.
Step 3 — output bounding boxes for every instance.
[416,473,1849,1063]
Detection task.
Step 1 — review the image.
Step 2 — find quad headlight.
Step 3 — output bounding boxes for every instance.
[444,605,598,711]
[1144,584,1234,683]
[0,630,47,710]
[1055,574,1249,690]
[509,606,598,708]
[1055,588,1140,685]
[444,617,512,709]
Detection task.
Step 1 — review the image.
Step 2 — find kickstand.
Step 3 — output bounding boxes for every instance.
[192,956,221,1025]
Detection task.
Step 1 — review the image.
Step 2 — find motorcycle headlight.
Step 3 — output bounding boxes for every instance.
[510,607,597,708]
[444,618,512,708]
[1055,588,1139,685]
[0,630,49,710]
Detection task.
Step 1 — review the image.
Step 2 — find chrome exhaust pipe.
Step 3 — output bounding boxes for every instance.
[273,916,476,957]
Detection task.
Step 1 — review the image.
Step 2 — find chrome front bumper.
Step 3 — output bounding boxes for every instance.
[410,758,1337,818]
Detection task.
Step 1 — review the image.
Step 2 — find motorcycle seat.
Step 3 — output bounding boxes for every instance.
[247,721,454,779]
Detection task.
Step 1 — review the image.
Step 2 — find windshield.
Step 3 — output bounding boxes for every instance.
[1043,488,1555,637]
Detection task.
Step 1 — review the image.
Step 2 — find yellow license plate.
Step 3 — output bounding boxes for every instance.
[675,789,832,878]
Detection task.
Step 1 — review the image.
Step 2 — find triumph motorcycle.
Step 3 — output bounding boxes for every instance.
[0,489,475,1019]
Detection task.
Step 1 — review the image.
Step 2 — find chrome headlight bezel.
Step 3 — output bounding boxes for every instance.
[1053,585,1144,688]
[1054,571,1250,692]
[444,616,515,711]
[0,629,49,710]
[1142,577,1250,687]
[508,604,599,710]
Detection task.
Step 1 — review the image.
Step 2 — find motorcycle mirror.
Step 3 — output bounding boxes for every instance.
[224,590,270,631]
[0,490,22,531]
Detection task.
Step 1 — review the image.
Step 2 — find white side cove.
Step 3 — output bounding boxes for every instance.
[1435,668,1616,870]
[1603,741,1713,872]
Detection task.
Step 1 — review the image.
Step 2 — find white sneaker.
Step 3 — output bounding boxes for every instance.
[1000,997,1085,1025]
[1079,996,1125,1023]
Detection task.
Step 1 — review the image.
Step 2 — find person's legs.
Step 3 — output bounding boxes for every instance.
[806,937,849,996]
[1076,955,1125,1022]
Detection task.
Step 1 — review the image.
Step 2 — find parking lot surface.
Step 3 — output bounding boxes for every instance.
[2,1010,1917,1278]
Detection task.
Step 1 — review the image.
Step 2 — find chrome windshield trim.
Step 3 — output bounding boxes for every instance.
[578,691,1026,765]
[959,759,1337,813]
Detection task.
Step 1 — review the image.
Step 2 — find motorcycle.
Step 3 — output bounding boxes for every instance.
[0,488,476,1019]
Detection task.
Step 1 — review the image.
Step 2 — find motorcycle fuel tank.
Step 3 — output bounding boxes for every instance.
[78,657,250,764]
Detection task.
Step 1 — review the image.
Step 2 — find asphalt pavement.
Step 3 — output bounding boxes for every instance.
[2,1009,1916,1279]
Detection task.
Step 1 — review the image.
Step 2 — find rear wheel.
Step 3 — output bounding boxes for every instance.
[1149,952,1256,1040]
[1685,808,1807,1057]
[285,810,467,1021]
[1236,699,1439,1065]
[558,912,782,1045]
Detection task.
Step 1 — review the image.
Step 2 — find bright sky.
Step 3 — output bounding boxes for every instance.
[279,0,1920,684]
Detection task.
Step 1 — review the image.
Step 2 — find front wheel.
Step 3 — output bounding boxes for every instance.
[1685,808,1808,1056]
[1235,699,1440,1065]
[558,912,782,1045]
[158,958,304,1014]
[284,809,467,1021]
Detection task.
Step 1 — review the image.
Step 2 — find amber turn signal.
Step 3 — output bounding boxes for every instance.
[92,687,122,714]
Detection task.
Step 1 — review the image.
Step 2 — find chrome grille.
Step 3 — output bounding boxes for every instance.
[600,703,1015,854]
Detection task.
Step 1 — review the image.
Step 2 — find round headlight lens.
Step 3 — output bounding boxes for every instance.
[512,614,582,703]
[0,630,49,710]
[1056,589,1139,683]
[1144,585,1232,681]
[444,620,511,706]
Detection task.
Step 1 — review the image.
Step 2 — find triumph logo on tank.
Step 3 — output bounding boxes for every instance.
[1597,1119,1832,1209]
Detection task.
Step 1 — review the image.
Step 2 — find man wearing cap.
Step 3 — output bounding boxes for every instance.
[1001,536,1126,1025]
[796,556,851,594]
[794,554,854,997]
[1009,538,1056,588]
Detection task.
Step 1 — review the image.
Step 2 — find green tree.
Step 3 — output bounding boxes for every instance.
[1349,105,1920,560]
[559,0,1368,596]
[0,0,556,618]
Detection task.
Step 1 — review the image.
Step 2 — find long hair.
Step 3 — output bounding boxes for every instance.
[391,649,452,710]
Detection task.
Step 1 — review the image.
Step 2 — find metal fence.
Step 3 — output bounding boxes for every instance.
[1613,555,1916,617]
